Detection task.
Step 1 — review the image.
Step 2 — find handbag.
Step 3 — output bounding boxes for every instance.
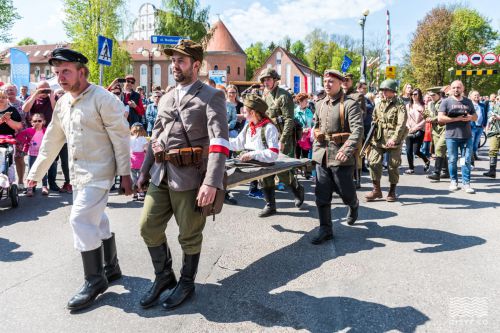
[298,128,312,150]
[196,172,227,221]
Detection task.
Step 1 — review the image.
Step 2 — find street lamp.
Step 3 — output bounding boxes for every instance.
[359,9,370,81]
[138,47,161,95]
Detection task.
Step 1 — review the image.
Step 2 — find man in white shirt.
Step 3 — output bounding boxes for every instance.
[27,48,133,311]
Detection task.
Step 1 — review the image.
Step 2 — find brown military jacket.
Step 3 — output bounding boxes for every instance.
[423,98,445,137]
[345,87,367,118]
[141,80,229,191]
[312,91,363,167]
[263,86,295,145]
[371,96,408,149]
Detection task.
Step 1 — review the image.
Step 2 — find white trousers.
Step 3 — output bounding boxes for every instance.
[70,187,112,252]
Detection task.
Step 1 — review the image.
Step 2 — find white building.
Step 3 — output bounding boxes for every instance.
[131,3,157,40]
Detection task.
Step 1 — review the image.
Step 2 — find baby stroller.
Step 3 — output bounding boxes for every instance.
[0,135,19,208]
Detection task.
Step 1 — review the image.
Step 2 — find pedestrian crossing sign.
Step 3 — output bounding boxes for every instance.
[97,35,113,66]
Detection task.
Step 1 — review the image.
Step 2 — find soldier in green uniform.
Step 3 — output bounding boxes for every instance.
[342,73,366,189]
[311,70,363,244]
[365,79,407,202]
[258,68,304,211]
[425,86,450,181]
[483,99,500,178]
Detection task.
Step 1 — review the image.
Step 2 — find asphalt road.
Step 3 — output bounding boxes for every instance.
[1,148,499,333]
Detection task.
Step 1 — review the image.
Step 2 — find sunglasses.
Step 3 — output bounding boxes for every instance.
[126,80,135,84]
[32,120,43,123]
[113,92,121,95]
[412,93,419,96]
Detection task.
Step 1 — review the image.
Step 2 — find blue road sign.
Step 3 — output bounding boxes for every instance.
[97,35,113,66]
[150,35,185,45]
[341,55,353,73]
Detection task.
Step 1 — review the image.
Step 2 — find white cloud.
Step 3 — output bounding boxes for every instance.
[220,0,389,48]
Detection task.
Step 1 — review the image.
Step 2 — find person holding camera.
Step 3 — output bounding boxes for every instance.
[311,70,363,244]
[108,75,145,127]
[438,80,477,193]
[136,40,229,310]
[258,68,304,208]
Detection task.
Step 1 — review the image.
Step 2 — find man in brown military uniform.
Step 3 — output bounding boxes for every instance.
[136,40,229,310]
[311,69,363,244]
[258,68,304,209]
[342,73,366,189]
[365,79,407,202]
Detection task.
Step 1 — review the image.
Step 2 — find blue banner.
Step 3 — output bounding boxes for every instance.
[10,48,30,92]
[341,55,353,73]
[293,76,300,94]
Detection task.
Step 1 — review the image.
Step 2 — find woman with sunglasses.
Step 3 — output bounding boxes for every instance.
[405,88,430,174]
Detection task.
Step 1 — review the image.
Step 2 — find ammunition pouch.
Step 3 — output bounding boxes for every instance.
[326,132,351,146]
[165,146,206,167]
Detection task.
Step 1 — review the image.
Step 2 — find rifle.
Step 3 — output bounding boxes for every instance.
[360,122,376,157]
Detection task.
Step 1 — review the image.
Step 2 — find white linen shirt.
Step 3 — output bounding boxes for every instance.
[229,122,279,163]
[28,84,130,190]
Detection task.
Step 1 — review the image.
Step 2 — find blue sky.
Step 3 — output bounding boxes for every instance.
[4,0,500,65]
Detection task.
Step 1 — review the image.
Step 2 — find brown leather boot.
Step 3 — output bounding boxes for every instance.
[365,180,382,202]
[386,184,397,202]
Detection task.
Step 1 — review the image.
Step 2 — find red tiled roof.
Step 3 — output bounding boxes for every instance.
[205,20,245,55]
[0,43,70,64]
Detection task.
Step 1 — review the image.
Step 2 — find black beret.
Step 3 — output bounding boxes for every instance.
[48,48,88,66]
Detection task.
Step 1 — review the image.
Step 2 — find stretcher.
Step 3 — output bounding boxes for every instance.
[226,154,311,189]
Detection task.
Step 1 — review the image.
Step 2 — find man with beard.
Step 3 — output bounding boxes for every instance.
[136,40,229,310]
[27,48,132,311]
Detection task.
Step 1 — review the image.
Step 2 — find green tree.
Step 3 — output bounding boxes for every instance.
[290,40,307,64]
[267,41,277,52]
[63,0,131,86]
[245,42,271,80]
[280,36,291,51]
[409,6,453,89]
[0,0,19,43]
[156,0,210,45]
[17,37,37,46]
[305,29,337,75]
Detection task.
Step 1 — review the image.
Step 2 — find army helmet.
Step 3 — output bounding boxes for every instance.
[258,68,281,82]
[379,79,398,92]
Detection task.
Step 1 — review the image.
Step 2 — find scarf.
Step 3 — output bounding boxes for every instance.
[249,118,271,136]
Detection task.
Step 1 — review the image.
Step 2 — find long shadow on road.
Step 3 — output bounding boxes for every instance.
[0,237,32,262]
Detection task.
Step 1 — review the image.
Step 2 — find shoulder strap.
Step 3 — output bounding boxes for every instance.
[340,94,345,132]
[261,125,268,149]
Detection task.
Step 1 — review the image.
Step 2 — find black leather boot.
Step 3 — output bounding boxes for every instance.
[290,179,305,208]
[140,243,177,308]
[427,157,443,182]
[103,233,121,283]
[258,188,277,217]
[441,157,450,179]
[355,169,362,189]
[483,157,497,178]
[162,253,200,310]
[67,246,108,311]
[346,199,359,226]
[311,205,333,245]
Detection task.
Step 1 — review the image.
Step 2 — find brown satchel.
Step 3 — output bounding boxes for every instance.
[196,172,227,221]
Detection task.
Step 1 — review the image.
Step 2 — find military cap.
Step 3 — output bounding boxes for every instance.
[323,69,345,81]
[379,79,398,92]
[426,86,441,95]
[48,48,88,66]
[258,68,280,82]
[344,73,354,79]
[243,94,268,116]
[164,39,204,62]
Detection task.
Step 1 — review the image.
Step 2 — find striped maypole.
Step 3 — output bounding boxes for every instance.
[386,10,391,65]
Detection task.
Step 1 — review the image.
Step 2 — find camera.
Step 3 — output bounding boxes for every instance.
[117,78,127,83]
[447,109,468,118]
[40,89,52,94]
